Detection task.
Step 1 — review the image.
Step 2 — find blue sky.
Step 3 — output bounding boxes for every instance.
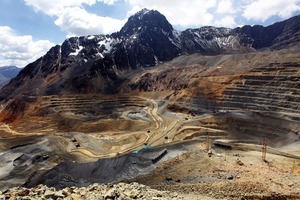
[0,0,300,67]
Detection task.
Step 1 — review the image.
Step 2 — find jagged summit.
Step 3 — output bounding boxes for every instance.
[137,8,152,15]
[131,8,158,20]
[119,8,174,37]
[0,10,300,100]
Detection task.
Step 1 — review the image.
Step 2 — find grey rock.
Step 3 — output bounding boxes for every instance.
[55,190,65,198]
[104,188,117,199]
[44,189,56,198]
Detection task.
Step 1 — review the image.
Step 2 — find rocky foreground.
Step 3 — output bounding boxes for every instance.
[0,182,182,200]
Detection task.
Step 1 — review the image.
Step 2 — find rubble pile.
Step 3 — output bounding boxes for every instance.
[0,182,182,200]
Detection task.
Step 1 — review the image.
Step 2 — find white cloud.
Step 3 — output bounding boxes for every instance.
[22,0,300,37]
[243,0,300,21]
[125,0,217,27]
[0,26,54,67]
[98,0,118,5]
[215,15,237,27]
[125,0,300,28]
[216,0,236,14]
[23,0,97,15]
[54,6,126,37]
[23,0,125,36]
[19,0,300,43]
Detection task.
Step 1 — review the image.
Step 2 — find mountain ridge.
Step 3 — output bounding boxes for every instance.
[0,66,21,89]
[0,9,300,100]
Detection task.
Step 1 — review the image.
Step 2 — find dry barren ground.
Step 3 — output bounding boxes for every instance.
[134,143,300,200]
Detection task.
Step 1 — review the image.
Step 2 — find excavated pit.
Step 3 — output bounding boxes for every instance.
[1,51,300,199]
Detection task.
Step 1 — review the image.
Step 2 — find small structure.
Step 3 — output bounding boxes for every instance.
[206,132,210,151]
[236,158,244,166]
[262,138,268,161]
[208,149,213,157]
[71,138,77,143]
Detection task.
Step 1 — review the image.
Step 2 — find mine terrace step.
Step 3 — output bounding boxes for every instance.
[241,75,300,81]
[234,85,300,95]
[39,98,147,109]
[41,102,146,109]
[40,96,144,103]
[243,80,300,87]
[232,85,300,94]
[218,106,300,120]
[47,98,145,104]
[250,68,300,74]
[251,62,300,70]
[215,107,300,121]
[219,103,296,114]
[219,95,300,109]
[219,99,299,113]
[217,97,300,110]
[224,89,300,101]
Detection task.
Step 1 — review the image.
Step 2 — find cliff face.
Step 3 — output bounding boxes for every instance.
[0,9,300,101]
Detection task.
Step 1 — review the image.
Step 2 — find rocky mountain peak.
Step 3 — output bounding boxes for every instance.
[119,8,174,37]
[0,10,300,100]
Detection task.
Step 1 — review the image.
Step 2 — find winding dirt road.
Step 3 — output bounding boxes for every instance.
[67,96,192,159]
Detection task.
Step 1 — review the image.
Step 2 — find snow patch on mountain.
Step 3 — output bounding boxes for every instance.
[69,46,84,56]
[87,35,95,40]
[98,38,113,53]
[96,52,104,58]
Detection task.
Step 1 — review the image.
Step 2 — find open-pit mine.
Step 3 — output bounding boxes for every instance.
[1,9,300,200]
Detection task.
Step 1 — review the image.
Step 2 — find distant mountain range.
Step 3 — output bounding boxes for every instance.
[0,66,21,89]
[0,9,300,100]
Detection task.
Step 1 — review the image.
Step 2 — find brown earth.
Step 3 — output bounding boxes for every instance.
[0,49,300,199]
[134,143,300,199]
